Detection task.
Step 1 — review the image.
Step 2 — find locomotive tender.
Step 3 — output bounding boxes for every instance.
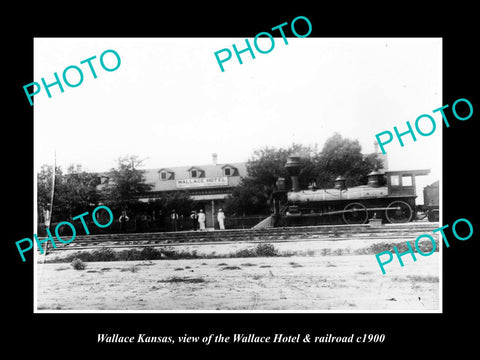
[272,155,439,226]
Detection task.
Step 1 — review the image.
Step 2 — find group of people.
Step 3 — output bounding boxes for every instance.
[118,208,227,233]
[186,209,225,231]
[171,208,226,232]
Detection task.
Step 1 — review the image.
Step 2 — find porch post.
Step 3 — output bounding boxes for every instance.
[211,200,215,229]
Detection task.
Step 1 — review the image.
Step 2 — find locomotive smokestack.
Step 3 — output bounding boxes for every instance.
[285,155,302,192]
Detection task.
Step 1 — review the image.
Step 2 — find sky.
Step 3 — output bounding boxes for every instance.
[34,37,442,197]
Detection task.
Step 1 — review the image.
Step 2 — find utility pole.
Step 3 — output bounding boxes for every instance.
[44,149,56,260]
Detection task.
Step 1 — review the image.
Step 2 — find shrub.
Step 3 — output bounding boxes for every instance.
[321,248,332,256]
[254,243,277,257]
[414,239,439,254]
[71,258,86,270]
[332,248,350,256]
[159,276,206,284]
[63,251,94,262]
[407,275,439,283]
[120,265,139,273]
[221,266,242,270]
[231,243,278,258]
[233,248,256,258]
[289,261,303,268]
[353,239,440,256]
[162,248,179,259]
[140,247,163,260]
[117,249,142,261]
[176,249,199,259]
[162,249,200,260]
[91,248,116,261]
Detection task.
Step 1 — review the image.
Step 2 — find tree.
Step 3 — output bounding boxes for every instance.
[146,191,194,216]
[315,133,383,188]
[224,144,318,215]
[56,169,101,216]
[247,143,318,191]
[37,164,100,224]
[162,191,195,216]
[224,177,270,215]
[101,155,153,212]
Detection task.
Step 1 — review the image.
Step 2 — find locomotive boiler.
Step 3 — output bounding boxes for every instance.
[271,155,438,226]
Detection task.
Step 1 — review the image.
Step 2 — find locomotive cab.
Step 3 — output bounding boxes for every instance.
[385,169,430,197]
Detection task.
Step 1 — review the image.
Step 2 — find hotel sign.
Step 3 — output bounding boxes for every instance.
[176,177,228,189]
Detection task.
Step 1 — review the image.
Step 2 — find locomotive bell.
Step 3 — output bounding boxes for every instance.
[334,176,346,190]
[285,156,302,192]
[275,177,286,191]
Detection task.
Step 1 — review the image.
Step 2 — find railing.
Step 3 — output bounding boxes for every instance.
[36,215,270,236]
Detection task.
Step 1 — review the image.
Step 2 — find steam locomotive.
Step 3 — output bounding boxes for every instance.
[271,156,439,226]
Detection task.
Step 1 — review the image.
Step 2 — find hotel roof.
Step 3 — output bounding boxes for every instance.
[142,162,247,192]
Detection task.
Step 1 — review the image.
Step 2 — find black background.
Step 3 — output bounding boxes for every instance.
[6,4,478,356]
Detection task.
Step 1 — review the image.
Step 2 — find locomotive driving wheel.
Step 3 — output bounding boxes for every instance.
[385,200,413,223]
[342,202,368,224]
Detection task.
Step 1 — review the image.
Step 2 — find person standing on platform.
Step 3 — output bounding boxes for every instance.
[217,208,226,230]
[157,210,164,232]
[198,209,206,231]
[119,211,129,233]
[190,210,198,231]
[170,209,179,232]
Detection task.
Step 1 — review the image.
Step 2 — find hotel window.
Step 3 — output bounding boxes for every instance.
[191,170,198,178]
[160,171,167,180]
[224,167,231,176]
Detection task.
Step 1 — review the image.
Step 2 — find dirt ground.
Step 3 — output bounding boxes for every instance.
[36,251,440,312]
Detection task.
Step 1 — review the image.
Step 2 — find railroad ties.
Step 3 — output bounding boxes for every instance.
[41,222,440,252]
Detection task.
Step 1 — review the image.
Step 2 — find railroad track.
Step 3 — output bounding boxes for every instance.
[43,221,440,252]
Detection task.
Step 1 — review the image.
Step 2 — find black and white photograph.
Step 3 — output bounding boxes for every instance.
[7,6,478,355]
[33,37,442,312]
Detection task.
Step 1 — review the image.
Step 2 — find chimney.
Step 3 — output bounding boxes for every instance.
[212,153,218,165]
